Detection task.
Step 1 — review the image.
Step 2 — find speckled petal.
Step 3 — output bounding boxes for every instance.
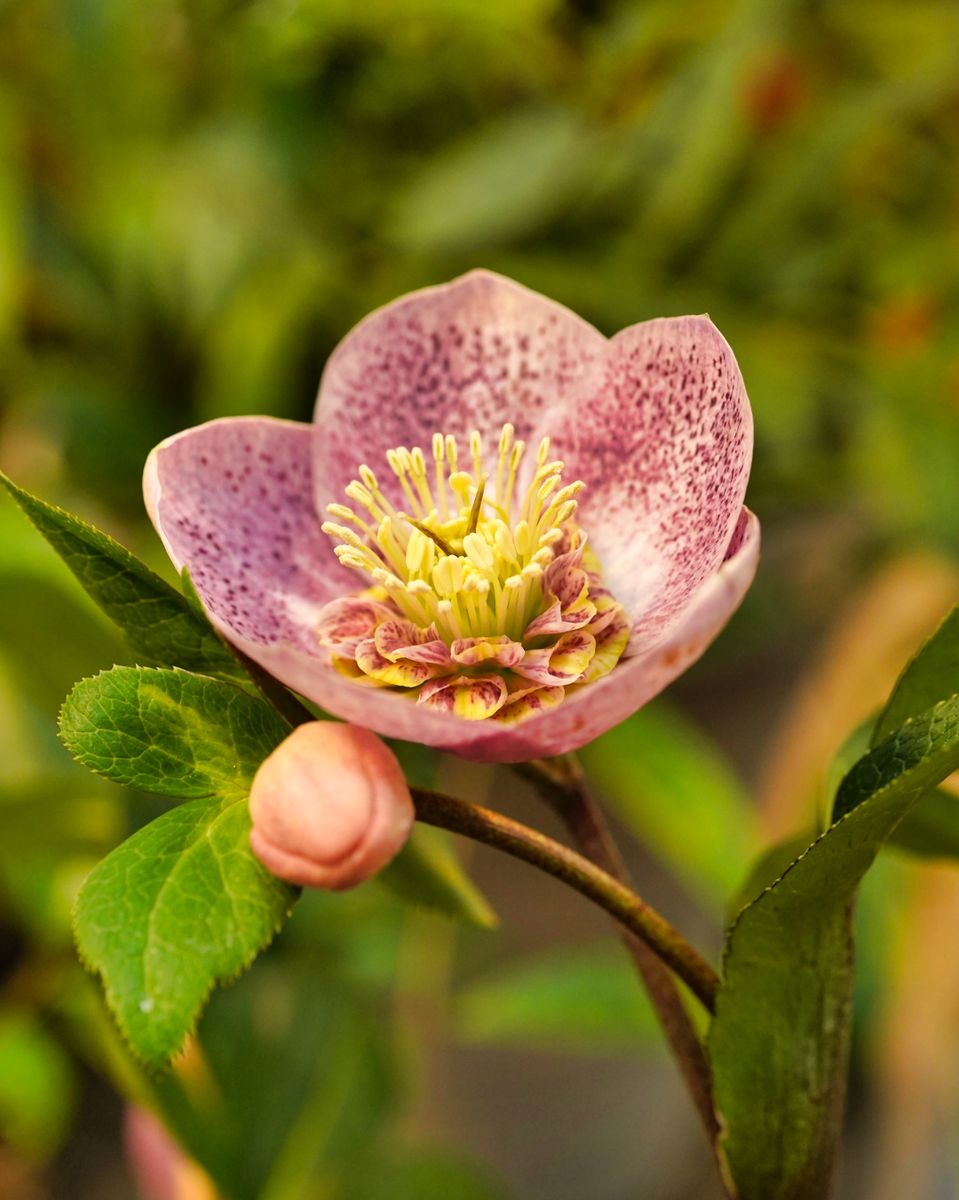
[523,594,596,641]
[312,269,605,513]
[318,596,396,658]
[513,629,596,686]
[144,416,350,654]
[417,673,508,720]
[374,618,451,666]
[547,316,752,654]
[494,683,566,726]
[541,543,590,609]
[355,638,448,687]
[580,597,630,683]
[450,635,525,669]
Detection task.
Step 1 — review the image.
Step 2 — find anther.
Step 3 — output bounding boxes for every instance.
[464,532,495,572]
[555,500,578,524]
[344,481,375,509]
[469,430,484,479]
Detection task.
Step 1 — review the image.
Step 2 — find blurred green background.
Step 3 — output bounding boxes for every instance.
[1,1,958,1197]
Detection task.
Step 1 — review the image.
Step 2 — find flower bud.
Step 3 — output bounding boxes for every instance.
[248,722,414,890]
[124,1106,215,1200]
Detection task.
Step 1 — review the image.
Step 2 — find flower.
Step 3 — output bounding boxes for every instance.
[144,270,757,762]
[248,722,414,889]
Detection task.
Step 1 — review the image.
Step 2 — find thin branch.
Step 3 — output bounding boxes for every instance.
[412,787,719,1014]
[518,757,721,1145]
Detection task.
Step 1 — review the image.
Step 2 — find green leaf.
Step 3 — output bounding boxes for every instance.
[0,472,244,681]
[710,693,959,1200]
[824,714,875,826]
[455,943,657,1053]
[63,667,296,1063]
[75,796,296,1065]
[59,666,290,800]
[377,825,497,930]
[873,606,959,743]
[725,833,813,921]
[579,704,758,903]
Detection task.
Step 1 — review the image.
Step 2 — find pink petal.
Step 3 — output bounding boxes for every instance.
[546,315,752,654]
[318,596,395,658]
[144,417,349,653]
[374,618,451,666]
[494,683,566,726]
[312,269,605,514]
[541,542,589,608]
[450,635,525,669]
[417,673,508,720]
[355,638,447,687]
[512,629,596,686]
[523,595,596,640]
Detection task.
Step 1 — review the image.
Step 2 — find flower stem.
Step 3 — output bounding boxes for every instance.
[517,757,721,1145]
[411,787,719,1014]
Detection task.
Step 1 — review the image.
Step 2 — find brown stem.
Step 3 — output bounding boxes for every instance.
[411,788,719,1014]
[517,758,721,1146]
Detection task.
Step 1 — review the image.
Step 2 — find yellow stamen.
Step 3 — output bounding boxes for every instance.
[319,421,628,715]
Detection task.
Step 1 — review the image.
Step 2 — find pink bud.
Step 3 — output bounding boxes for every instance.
[124,1106,214,1200]
[248,722,414,890]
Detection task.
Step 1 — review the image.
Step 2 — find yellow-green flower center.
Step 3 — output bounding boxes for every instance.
[325,426,580,640]
[318,424,629,723]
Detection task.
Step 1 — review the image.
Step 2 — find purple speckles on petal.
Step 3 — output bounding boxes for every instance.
[145,417,347,652]
[312,270,605,513]
[548,316,752,653]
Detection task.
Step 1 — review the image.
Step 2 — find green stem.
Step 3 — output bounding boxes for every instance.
[518,757,721,1145]
[411,787,719,1014]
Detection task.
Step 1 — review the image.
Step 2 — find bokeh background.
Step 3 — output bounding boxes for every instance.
[1,0,959,1197]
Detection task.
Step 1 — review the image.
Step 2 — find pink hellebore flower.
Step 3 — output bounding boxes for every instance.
[144,271,758,763]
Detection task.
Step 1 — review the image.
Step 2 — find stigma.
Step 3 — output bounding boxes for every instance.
[316,424,629,724]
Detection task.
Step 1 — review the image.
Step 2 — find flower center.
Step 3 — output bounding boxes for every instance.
[316,424,629,724]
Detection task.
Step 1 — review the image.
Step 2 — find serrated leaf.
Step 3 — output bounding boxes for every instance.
[725,833,812,922]
[60,667,290,800]
[62,667,296,1063]
[710,693,959,1200]
[0,472,244,681]
[377,825,497,930]
[75,799,296,1067]
[873,606,959,744]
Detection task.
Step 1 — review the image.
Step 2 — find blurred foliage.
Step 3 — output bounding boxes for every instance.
[1,0,958,1196]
